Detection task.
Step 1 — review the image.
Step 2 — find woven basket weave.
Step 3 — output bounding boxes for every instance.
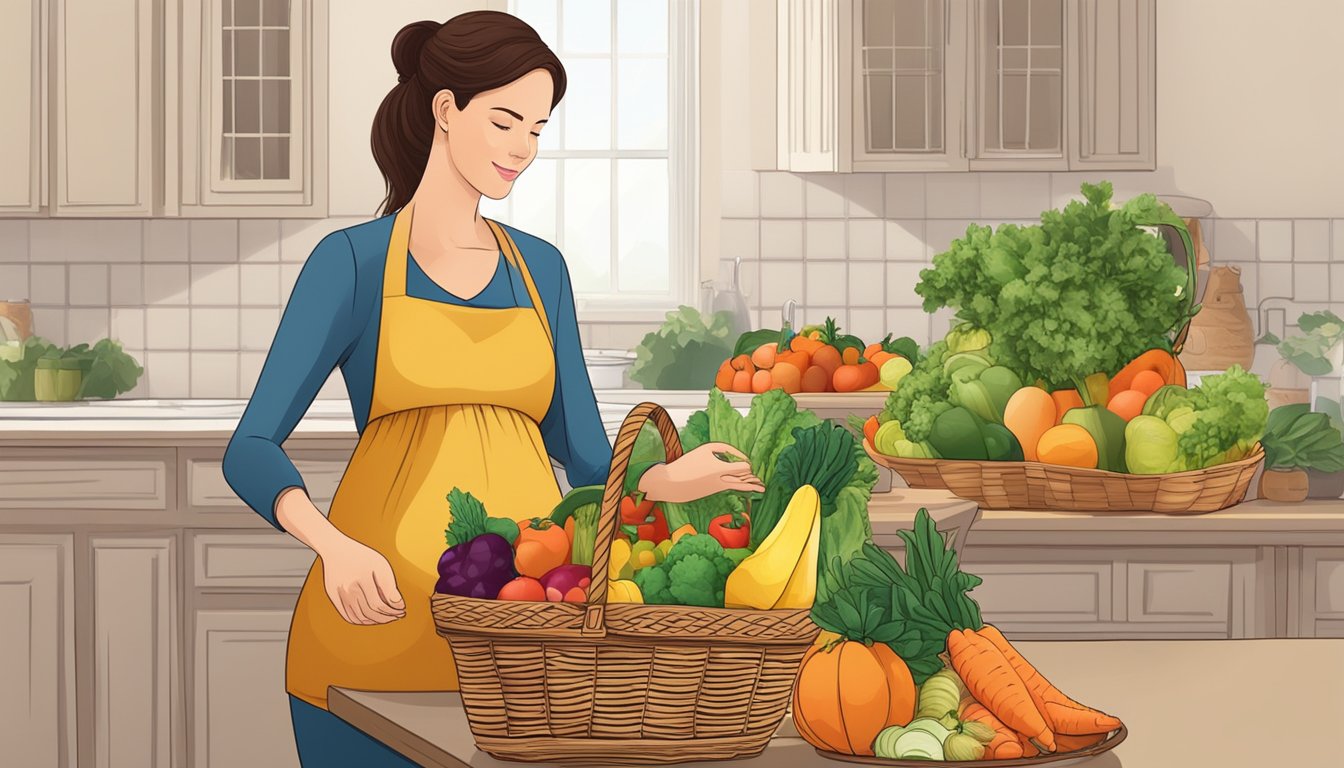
[865,440,1264,514]
[432,402,821,764]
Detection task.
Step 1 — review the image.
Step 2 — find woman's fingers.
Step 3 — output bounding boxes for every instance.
[341,585,375,625]
[357,579,405,621]
[726,480,766,493]
[373,567,407,613]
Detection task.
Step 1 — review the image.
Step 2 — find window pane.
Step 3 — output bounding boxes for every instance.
[1029,73,1061,150]
[560,58,610,150]
[234,30,260,77]
[234,0,260,27]
[222,30,233,75]
[617,0,665,55]
[262,30,289,76]
[1002,73,1027,149]
[894,76,928,150]
[262,136,289,179]
[221,136,233,178]
[235,79,260,133]
[509,158,557,244]
[894,49,926,71]
[1030,0,1062,45]
[892,0,926,47]
[1000,0,1029,45]
[1003,47,1027,71]
[513,0,558,47]
[562,0,610,54]
[617,58,666,150]
[617,159,668,292]
[235,137,262,179]
[222,80,233,134]
[262,0,289,27]
[865,74,894,151]
[563,159,611,293]
[222,0,233,26]
[864,0,896,48]
[261,80,290,133]
[865,48,894,71]
[1033,46,1062,70]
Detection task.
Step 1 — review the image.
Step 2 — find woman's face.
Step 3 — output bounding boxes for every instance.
[437,69,554,201]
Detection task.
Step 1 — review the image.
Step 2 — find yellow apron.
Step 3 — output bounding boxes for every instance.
[286,204,564,709]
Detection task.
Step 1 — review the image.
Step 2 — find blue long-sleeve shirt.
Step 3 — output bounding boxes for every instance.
[222,214,615,530]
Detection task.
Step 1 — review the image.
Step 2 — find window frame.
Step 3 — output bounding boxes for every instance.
[487,0,700,320]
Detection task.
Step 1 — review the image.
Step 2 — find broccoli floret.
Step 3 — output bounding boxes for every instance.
[667,554,728,607]
[636,534,733,607]
[633,566,674,605]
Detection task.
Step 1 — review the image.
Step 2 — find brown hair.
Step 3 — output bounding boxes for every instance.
[371,12,567,216]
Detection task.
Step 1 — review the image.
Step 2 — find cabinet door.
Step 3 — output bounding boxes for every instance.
[1300,548,1344,638]
[0,535,76,768]
[0,0,44,214]
[180,0,328,217]
[193,610,300,768]
[1067,0,1155,169]
[53,0,156,216]
[850,0,969,171]
[969,0,1069,170]
[91,536,180,768]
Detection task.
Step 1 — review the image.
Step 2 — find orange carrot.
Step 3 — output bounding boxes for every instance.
[958,700,1023,760]
[1056,732,1107,752]
[948,629,1056,753]
[976,624,1123,736]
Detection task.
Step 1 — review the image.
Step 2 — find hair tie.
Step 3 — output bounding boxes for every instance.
[398,73,412,84]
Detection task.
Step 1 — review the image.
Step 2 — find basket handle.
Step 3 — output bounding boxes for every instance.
[582,402,684,636]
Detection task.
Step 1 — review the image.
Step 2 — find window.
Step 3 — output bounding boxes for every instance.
[977,0,1064,156]
[861,0,947,153]
[210,0,309,194]
[479,0,697,315]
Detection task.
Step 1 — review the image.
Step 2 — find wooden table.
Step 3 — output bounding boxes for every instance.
[329,638,1344,767]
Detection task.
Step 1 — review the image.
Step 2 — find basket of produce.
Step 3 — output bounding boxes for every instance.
[430,399,836,764]
[793,510,1127,765]
[859,182,1269,514]
[716,316,921,397]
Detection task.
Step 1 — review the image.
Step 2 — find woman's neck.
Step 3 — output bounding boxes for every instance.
[405,141,492,253]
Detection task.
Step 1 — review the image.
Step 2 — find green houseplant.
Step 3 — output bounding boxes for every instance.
[1259,404,1344,502]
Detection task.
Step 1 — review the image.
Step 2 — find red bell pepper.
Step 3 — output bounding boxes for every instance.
[708,511,750,549]
[619,494,669,543]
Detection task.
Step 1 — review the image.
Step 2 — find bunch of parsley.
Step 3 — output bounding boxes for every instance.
[915,181,1196,393]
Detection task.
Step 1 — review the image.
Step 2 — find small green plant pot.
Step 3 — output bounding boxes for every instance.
[34,358,83,402]
[1259,467,1309,503]
[1307,468,1344,499]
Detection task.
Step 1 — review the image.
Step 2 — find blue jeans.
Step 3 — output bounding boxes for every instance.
[289,695,420,767]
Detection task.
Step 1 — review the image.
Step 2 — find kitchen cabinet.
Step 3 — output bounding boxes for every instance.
[0,0,45,214]
[761,0,1155,172]
[960,545,1265,639]
[0,534,76,768]
[177,0,329,217]
[90,536,181,768]
[1297,548,1344,638]
[0,0,328,218]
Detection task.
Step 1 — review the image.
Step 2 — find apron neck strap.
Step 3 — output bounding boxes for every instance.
[383,204,415,299]
[486,219,554,350]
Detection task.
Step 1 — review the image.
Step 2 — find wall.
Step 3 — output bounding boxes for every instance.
[702,0,1344,380]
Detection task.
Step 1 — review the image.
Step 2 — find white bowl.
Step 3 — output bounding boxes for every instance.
[583,348,637,389]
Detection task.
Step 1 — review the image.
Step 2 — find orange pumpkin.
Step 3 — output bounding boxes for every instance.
[791,640,917,755]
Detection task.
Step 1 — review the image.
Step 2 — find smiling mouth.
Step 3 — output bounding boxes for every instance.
[493,163,520,181]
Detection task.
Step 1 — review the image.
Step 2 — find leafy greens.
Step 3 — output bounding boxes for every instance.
[629,307,737,390]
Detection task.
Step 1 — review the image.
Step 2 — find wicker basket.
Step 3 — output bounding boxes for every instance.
[432,403,821,764]
[865,440,1265,514]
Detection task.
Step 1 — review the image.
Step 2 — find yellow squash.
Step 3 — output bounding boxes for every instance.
[724,484,821,610]
[607,579,643,603]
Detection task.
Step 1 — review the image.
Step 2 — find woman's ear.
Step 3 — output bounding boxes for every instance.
[432,89,456,132]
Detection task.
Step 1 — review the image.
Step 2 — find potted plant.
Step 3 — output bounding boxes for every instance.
[1259,403,1344,502]
[1257,311,1344,410]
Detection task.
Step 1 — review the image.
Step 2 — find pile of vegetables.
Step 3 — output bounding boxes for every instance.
[865,182,1272,475]
[793,510,1124,761]
[714,317,919,395]
[629,306,738,390]
[0,335,144,401]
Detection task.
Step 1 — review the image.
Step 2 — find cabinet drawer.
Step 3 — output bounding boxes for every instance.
[0,449,170,510]
[1126,561,1231,624]
[193,533,315,589]
[962,559,1114,624]
[183,449,349,514]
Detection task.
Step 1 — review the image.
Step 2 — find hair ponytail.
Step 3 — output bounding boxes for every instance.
[371,12,566,217]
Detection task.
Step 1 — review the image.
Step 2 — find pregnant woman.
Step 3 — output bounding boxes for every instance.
[223,12,762,766]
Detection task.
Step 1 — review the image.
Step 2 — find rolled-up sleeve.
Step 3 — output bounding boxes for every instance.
[223,231,359,529]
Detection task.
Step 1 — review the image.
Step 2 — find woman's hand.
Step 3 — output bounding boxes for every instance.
[638,442,764,503]
[317,534,408,625]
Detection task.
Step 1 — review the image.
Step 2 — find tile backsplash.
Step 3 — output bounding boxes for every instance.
[2,171,1342,399]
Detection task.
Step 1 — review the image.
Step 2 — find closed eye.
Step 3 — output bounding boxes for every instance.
[492,122,509,131]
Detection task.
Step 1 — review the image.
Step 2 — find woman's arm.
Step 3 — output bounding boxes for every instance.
[222,231,359,533]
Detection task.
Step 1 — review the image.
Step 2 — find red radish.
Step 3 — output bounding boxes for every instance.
[540,564,592,603]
